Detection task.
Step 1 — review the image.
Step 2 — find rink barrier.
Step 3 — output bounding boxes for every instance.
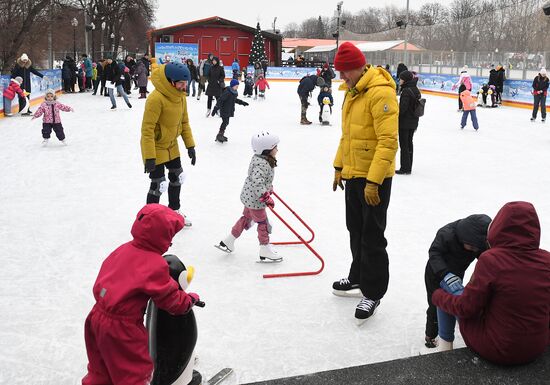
[263,191,325,279]
[0,70,62,117]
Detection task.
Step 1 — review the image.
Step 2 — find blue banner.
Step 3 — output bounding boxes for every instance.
[1,69,62,114]
[155,43,199,65]
[415,73,534,104]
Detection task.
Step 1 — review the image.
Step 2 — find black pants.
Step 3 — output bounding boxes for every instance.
[533,94,547,119]
[100,79,106,95]
[92,79,99,94]
[220,116,230,133]
[146,157,182,211]
[207,95,218,109]
[398,127,416,172]
[299,94,309,117]
[424,265,440,339]
[345,177,392,301]
[86,77,92,89]
[42,123,65,141]
[457,84,466,109]
[139,86,147,94]
[63,79,72,92]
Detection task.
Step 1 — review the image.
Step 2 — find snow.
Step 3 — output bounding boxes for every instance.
[0,81,548,385]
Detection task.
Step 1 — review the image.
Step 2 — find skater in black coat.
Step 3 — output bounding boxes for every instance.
[11,53,44,114]
[186,59,199,97]
[423,214,491,348]
[396,71,421,175]
[495,65,506,104]
[205,57,225,115]
[297,74,319,125]
[211,79,249,142]
[531,68,549,122]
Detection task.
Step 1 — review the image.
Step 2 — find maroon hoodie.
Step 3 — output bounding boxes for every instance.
[433,201,550,365]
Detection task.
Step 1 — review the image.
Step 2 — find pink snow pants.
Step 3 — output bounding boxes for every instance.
[231,207,270,245]
[82,305,153,385]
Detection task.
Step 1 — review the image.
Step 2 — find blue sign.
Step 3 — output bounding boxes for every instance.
[1,69,62,114]
[155,43,199,65]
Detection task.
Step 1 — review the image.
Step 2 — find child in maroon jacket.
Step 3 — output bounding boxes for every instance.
[82,204,200,385]
[32,90,73,146]
[2,76,26,116]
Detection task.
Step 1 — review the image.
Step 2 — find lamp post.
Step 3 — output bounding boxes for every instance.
[272,17,277,33]
[100,21,106,58]
[71,17,78,59]
[335,1,343,50]
[87,22,96,61]
[403,0,410,65]
[120,36,125,57]
[110,32,115,57]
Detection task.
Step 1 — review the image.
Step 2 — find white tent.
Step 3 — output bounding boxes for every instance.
[355,41,404,52]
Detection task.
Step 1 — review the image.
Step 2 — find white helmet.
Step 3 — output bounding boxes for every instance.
[251,131,279,155]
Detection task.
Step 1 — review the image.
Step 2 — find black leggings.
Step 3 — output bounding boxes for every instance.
[146,157,183,210]
[207,95,218,109]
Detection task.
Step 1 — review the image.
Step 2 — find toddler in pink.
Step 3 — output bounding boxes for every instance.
[32,89,73,145]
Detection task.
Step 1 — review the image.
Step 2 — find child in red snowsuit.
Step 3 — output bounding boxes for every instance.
[254,75,270,98]
[82,204,200,385]
[2,76,26,116]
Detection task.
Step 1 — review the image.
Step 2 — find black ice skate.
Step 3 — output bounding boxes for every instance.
[355,297,380,326]
[332,278,362,297]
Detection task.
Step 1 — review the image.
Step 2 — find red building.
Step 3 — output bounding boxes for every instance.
[149,16,283,66]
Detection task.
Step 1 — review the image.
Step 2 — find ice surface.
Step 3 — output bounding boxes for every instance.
[0,81,548,385]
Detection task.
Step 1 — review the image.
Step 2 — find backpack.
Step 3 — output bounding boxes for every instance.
[406,88,426,118]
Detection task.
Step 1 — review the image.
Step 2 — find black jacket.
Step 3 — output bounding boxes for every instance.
[495,68,506,90]
[297,75,318,97]
[62,58,77,80]
[206,62,225,97]
[105,62,123,85]
[320,67,335,88]
[399,79,421,130]
[532,75,549,94]
[488,69,498,86]
[188,63,199,81]
[216,88,247,118]
[427,214,492,283]
[11,58,43,93]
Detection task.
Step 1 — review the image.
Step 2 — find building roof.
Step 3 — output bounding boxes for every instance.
[150,16,282,41]
[303,40,424,54]
[283,38,368,48]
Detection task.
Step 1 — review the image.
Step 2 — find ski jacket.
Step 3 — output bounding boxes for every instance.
[333,66,398,184]
[11,58,43,93]
[92,68,97,81]
[199,59,212,77]
[297,75,318,97]
[433,202,550,365]
[317,91,333,106]
[216,88,247,118]
[427,214,491,283]
[232,61,240,72]
[460,90,477,111]
[532,75,549,96]
[141,64,195,164]
[240,155,275,209]
[83,58,93,77]
[205,61,225,97]
[453,72,472,91]
[33,100,73,123]
[90,204,194,319]
[254,78,270,91]
[399,79,421,130]
[2,79,26,100]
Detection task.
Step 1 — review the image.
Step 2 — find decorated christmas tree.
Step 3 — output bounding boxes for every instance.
[249,23,267,65]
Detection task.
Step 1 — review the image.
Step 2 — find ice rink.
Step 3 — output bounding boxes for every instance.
[0,79,548,385]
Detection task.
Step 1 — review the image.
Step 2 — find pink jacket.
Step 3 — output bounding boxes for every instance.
[2,79,26,100]
[33,101,73,123]
[255,78,270,91]
[453,73,472,91]
[460,90,477,111]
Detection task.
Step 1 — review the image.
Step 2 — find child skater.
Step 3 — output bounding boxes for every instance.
[216,131,283,262]
[459,89,479,131]
[254,75,270,99]
[82,204,200,385]
[211,79,249,143]
[317,84,334,123]
[32,89,73,146]
[2,76,26,116]
[243,73,254,98]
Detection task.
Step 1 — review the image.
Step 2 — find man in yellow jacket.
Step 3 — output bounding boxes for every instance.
[331,42,398,325]
[141,62,196,225]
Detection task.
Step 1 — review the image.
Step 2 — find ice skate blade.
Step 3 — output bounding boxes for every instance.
[257,256,283,263]
[214,244,232,253]
[332,288,363,298]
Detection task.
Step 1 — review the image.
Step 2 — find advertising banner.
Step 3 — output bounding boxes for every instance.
[1,69,62,114]
[155,43,199,65]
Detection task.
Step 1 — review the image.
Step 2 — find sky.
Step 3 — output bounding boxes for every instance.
[154,0,445,31]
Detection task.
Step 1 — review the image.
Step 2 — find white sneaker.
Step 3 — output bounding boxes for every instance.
[259,244,282,262]
[42,139,49,146]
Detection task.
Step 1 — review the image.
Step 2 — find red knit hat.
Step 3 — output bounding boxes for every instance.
[334,42,366,71]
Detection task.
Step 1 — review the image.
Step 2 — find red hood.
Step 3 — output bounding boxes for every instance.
[130,204,184,253]
[487,201,540,250]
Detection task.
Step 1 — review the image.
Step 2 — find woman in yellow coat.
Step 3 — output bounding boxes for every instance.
[141,62,196,225]
[330,42,398,325]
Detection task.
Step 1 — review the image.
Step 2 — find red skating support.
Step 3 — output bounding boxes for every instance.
[271,191,315,245]
[263,192,325,279]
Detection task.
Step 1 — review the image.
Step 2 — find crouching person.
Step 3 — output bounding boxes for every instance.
[432,201,550,365]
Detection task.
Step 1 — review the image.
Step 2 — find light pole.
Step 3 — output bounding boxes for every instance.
[120,36,125,57]
[110,32,115,57]
[100,21,106,58]
[403,0,410,65]
[71,17,78,59]
[335,1,343,50]
[86,22,96,60]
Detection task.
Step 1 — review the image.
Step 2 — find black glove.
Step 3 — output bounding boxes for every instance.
[144,158,156,173]
[242,101,249,106]
[187,147,196,166]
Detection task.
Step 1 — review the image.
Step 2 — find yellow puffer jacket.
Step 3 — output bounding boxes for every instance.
[333,66,398,185]
[141,64,195,164]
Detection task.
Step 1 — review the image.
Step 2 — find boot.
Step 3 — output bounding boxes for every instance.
[259,244,282,262]
[218,234,236,252]
[215,129,227,143]
[300,116,312,125]
[138,93,146,99]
